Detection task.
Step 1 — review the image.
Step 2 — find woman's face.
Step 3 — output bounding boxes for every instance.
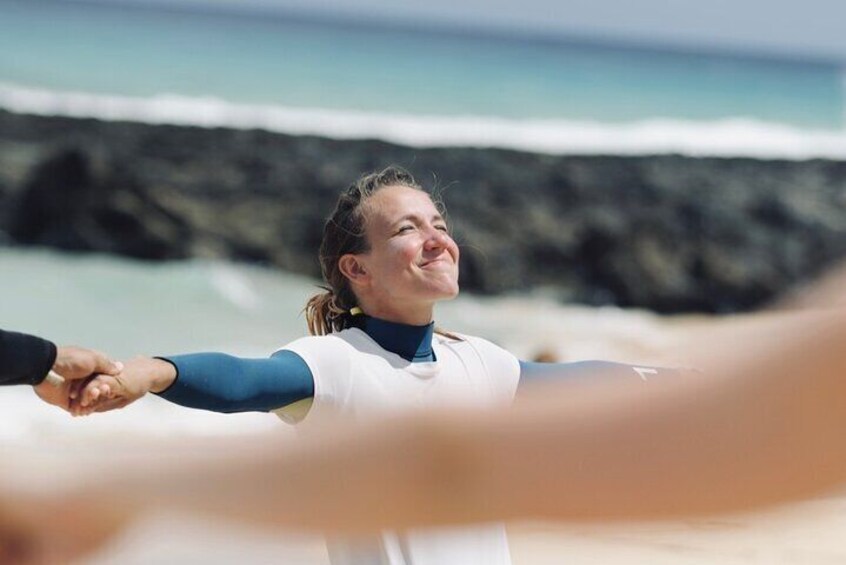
[351,185,460,315]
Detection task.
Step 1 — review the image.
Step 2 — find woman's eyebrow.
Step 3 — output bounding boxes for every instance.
[392,213,446,226]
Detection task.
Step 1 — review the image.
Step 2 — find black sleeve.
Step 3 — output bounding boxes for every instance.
[0,329,57,386]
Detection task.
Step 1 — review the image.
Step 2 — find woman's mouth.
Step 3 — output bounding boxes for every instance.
[420,257,450,269]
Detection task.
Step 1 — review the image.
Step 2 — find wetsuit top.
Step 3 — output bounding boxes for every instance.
[157,315,684,414]
[0,329,57,386]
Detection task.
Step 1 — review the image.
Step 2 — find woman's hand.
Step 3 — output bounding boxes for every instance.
[70,356,177,416]
[33,347,123,413]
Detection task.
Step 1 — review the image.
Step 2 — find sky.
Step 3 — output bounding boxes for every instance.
[70,0,846,61]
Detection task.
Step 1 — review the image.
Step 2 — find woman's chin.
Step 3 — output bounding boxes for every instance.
[433,284,460,302]
[411,274,459,302]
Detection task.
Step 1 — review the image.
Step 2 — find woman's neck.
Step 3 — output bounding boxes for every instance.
[358,302,434,327]
[352,315,436,362]
[353,315,437,363]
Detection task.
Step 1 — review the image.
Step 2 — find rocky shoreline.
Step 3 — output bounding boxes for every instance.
[1,109,845,313]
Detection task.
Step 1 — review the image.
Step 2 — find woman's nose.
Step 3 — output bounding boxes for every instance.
[424,227,449,249]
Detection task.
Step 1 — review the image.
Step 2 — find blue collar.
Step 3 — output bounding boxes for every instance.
[353,315,436,363]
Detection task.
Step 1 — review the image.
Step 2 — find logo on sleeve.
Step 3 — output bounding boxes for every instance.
[633,367,657,381]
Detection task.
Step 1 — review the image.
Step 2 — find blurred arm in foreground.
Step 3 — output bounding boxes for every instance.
[2,306,846,561]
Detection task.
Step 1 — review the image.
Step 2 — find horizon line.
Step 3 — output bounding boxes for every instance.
[44,0,846,68]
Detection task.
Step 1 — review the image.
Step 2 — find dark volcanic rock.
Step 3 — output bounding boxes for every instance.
[9,148,191,259]
[1,110,845,313]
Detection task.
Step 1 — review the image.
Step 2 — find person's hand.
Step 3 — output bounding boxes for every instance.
[70,356,177,416]
[52,346,122,381]
[32,347,123,412]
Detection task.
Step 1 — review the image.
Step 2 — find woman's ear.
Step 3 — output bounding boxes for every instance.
[338,254,370,287]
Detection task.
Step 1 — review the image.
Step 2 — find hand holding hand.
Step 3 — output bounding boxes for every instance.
[70,356,177,416]
[52,346,122,381]
[33,347,123,411]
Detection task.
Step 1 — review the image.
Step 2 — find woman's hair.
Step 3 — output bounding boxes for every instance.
[305,166,428,335]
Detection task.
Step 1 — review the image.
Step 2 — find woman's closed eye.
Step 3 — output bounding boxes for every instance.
[396,223,449,235]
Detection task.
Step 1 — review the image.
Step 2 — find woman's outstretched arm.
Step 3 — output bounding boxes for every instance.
[72,351,313,415]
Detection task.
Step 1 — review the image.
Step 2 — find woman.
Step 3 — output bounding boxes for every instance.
[67,166,685,565]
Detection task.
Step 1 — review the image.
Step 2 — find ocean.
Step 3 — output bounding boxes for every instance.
[2,0,846,157]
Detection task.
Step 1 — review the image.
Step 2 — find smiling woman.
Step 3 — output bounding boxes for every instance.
[305,167,460,332]
[345,187,459,322]
[65,166,688,565]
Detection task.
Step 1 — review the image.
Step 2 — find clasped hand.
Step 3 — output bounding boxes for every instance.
[35,349,174,416]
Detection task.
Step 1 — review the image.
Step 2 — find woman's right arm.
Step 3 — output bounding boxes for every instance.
[74,351,314,415]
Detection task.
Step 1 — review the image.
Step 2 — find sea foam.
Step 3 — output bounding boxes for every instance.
[2,82,846,159]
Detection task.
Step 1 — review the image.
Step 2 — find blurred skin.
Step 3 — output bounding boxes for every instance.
[0,491,130,565]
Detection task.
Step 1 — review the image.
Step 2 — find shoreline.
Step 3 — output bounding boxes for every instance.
[2,83,846,159]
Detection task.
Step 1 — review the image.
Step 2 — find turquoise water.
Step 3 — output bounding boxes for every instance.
[1,0,843,128]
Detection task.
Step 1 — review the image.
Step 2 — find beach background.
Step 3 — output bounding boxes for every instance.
[2,0,846,562]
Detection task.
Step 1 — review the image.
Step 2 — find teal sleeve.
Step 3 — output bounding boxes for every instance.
[155,350,314,413]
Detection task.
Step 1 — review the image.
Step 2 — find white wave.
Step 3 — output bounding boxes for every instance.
[2,82,846,159]
[209,264,262,311]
